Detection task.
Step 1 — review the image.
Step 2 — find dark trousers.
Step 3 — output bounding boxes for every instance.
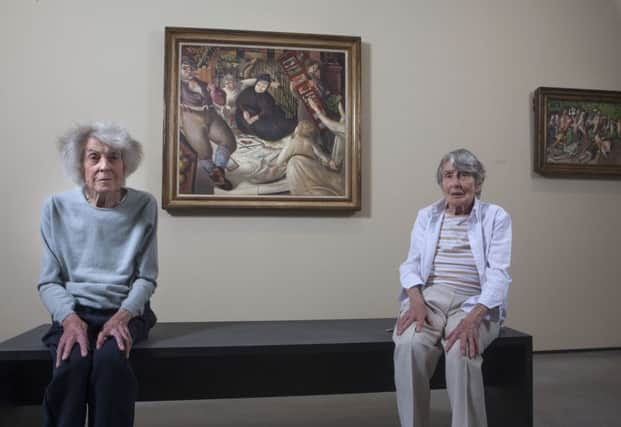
[41,304,156,427]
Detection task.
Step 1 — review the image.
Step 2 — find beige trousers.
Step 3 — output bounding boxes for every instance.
[393,284,500,427]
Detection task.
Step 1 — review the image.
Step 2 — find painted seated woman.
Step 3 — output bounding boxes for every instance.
[37,122,158,427]
[235,74,298,141]
[276,120,344,196]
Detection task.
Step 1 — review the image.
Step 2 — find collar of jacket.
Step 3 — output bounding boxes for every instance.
[430,197,481,222]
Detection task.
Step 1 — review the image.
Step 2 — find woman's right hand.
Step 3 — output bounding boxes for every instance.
[56,313,89,367]
[396,287,431,335]
[243,110,258,124]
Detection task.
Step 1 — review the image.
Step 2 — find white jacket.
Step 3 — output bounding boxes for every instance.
[399,198,512,322]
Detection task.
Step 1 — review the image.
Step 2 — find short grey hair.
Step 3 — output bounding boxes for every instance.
[57,122,143,186]
[436,148,486,196]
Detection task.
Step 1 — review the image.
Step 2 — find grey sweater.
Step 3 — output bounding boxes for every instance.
[38,187,158,323]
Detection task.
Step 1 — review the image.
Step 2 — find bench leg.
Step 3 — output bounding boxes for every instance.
[484,344,533,427]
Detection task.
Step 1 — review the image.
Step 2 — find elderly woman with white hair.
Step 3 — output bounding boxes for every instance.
[393,149,512,427]
[37,122,158,427]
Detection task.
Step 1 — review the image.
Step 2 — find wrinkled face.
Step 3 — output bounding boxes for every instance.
[83,137,124,195]
[254,80,269,93]
[225,79,236,90]
[440,161,480,213]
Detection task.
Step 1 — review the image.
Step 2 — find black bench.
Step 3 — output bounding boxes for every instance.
[0,319,532,426]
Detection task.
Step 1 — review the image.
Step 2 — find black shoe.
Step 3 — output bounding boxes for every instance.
[208,167,233,191]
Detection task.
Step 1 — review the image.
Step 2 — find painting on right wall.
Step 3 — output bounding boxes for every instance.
[534,87,621,178]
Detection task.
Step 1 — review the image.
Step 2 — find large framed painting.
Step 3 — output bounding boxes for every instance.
[162,27,362,210]
[534,87,621,178]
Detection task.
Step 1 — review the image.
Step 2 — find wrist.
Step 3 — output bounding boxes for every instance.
[406,286,424,303]
[61,313,80,328]
[115,308,133,323]
[472,304,489,319]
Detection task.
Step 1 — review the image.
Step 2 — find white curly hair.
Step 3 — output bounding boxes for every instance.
[57,122,143,186]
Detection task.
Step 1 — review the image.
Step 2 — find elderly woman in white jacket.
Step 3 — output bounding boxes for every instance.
[393,148,512,427]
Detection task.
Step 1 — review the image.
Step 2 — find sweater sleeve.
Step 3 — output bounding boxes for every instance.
[120,195,158,316]
[37,197,76,323]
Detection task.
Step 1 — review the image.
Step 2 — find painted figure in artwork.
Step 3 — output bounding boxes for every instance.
[179,55,237,191]
[235,74,298,142]
[276,120,343,196]
[546,102,621,165]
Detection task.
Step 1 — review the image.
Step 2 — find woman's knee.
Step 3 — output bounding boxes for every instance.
[48,348,92,396]
[394,331,435,360]
[53,346,92,377]
[92,340,130,373]
[393,326,415,351]
[445,343,482,372]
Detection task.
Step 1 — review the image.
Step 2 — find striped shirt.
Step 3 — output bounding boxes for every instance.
[427,214,480,292]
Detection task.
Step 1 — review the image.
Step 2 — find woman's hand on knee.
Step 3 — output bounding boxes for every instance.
[57,313,89,367]
[397,287,431,336]
[96,309,133,358]
[445,304,489,358]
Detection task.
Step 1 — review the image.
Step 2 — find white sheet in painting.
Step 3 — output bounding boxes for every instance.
[196,123,345,197]
[212,134,289,195]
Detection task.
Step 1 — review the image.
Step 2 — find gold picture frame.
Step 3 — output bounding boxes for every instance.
[162,27,362,211]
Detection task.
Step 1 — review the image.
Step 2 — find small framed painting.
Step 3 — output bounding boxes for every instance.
[534,87,621,178]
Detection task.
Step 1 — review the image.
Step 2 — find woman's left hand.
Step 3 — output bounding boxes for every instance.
[308,98,320,113]
[96,309,133,358]
[444,304,488,358]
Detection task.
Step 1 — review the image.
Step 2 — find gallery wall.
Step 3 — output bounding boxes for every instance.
[1,0,620,350]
